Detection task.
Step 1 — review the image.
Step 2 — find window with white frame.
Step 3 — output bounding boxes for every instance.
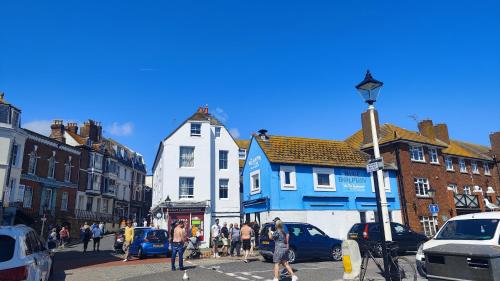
[463,186,472,195]
[179,177,194,199]
[420,216,438,237]
[313,167,335,191]
[250,170,261,194]
[28,149,38,175]
[429,148,439,164]
[239,149,247,160]
[48,152,56,179]
[471,161,479,174]
[280,166,296,190]
[484,162,491,175]
[215,127,221,138]
[219,179,229,199]
[219,150,228,170]
[458,159,467,172]
[64,157,72,182]
[447,184,458,194]
[179,147,195,167]
[78,195,85,210]
[11,144,19,167]
[23,186,33,208]
[190,123,201,136]
[61,192,68,211]
[370,171,391,192]
[445,157,453,171]
[414,177,430,196]
[410,146,425,162]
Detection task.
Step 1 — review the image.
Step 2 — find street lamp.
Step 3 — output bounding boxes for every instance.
[428,188,436,203]
[356,70,394,281]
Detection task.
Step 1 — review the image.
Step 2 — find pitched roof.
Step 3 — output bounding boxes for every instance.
[187,111,222,126]
[255,135,369,168]
[345,124,493,161]
[236,140,250,149]
[65,130,86,145]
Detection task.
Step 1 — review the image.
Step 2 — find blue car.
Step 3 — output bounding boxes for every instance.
[259,222,342,263]
[128,227,169,259]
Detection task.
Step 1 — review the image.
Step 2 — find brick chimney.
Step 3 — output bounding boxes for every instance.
[65,122,78,134]
[361,109,380,145]
[490,132,500,158]
[418,120,435,140]
[80,120,103,143]
[50,120,66,143]
[433,123,450,144]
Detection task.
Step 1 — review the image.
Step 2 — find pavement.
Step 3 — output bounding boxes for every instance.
[50,235,427,281]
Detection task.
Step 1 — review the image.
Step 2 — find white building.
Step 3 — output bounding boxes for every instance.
[152,106,240,245]
[0,93,27,225]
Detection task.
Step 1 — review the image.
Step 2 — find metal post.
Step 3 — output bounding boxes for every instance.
[368,105,392,241]
[373,172,391,281]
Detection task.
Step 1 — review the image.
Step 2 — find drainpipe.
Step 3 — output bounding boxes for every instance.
[394,144,410,226]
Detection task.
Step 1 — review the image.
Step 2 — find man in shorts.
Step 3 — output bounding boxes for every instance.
[211,219,221,258]
[240,222,253,263]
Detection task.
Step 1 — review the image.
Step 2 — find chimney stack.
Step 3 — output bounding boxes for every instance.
[418,120,435,140]
[490,132,500,158]
[257,129,269,141]
[50,120,66,143]
[80,120,103,143]
[433,123,450,144]
[361,109,380,145]
[66,122,78,134]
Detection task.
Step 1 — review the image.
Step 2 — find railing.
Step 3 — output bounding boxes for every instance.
[454,194,480,209]
[74,209,113,222]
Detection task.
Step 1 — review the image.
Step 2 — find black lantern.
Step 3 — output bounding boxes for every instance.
[427,188,436,201]
[355,70,384,105]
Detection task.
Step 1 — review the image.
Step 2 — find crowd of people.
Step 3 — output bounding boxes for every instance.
[79,221,105,253]
[210,219,261,262]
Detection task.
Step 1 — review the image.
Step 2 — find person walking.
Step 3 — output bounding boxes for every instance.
[220,222,229,256]
[229,223,241,257]
[252,221,260,250]
[269,220,298,281]
[82,225,92,253]
[59,227,69,248]
[99,221,105,235]
[171,221,187,271]
[92,223,103,252]
[240,222,253,263]
[122,220,134,262]
[211,219,221,258]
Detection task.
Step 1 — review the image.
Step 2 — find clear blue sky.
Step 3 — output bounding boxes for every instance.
[1,1,499,172]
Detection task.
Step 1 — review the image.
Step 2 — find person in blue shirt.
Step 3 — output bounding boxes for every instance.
[92,223,103,252]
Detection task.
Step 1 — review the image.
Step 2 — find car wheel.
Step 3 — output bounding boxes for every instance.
[331,245,342,261]
[138,247,144,259]
[288,248,297,264]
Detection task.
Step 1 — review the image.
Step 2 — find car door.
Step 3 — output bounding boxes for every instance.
[34,232,52,281]
[303,225,331,258]
[391,223,412,251]
[130,229,144,254]
[286,225,308,257]
[25,231,43,281]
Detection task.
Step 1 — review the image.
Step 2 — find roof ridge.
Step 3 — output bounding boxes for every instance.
[266,135,349,143]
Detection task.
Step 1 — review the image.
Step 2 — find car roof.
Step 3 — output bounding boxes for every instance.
[448,211,500,221]
[0,224,35,236]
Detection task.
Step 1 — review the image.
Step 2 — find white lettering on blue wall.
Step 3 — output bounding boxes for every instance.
[337,169,367,192]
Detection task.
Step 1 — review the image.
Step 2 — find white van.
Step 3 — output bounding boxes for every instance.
[0,225,55,281]
[416,212,500,277]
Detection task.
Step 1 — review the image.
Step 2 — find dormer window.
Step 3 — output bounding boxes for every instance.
[191,123,201,136]
[484,162,491,175]
[215,127,221,138]
[459,158,467,173]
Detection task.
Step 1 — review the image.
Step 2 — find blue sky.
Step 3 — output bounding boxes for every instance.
[1,1,499,172]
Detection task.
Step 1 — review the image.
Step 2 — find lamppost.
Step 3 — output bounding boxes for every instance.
[356,70,393,281]
[428,188,436,204]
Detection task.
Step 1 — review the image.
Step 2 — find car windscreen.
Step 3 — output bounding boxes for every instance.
[436,219,499,240]
[0,235,16,262]
[146,230,168,242]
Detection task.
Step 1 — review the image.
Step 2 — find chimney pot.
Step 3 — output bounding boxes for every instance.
[50,119,66,143]
[257,129,269,141]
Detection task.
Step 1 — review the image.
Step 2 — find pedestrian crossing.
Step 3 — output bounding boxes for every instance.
[197,264,274,281]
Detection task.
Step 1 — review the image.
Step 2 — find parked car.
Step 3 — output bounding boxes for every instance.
[416,212,500,277]
[128,227,169,259]
[0,225,56,281]
[114,228,125,252]
[259,222,342,263]
[348,222,428,255]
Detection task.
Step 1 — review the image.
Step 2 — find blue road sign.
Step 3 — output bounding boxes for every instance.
[429,204,439,215]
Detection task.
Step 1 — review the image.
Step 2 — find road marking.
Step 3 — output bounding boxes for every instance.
[251,275,264,279]
[241,272,251,275]
[235,277,249,280]
[226,273,236,276]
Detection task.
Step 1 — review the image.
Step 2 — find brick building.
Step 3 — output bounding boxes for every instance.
[346,112,499,236]
[17,128,81,236]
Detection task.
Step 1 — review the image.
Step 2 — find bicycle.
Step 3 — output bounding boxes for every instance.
[358,240,417,281]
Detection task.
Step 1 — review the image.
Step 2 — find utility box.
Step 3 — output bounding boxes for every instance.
[425,244,500,281]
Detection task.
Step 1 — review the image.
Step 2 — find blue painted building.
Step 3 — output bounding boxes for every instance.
[242,131,402,239]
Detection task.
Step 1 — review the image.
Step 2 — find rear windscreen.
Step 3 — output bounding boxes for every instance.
[147,230,168,242]
[0,235,15,262]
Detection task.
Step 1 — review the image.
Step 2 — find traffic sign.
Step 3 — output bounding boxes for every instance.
[429,204,439,215]
[366,157,384,173]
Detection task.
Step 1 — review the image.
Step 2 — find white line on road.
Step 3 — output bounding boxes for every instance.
[251,275,264,279]
[235,277,249,280]
[226,273,236,276]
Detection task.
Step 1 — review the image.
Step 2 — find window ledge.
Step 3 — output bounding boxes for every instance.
[314,187,336,192]
[430,162,440,165]
[416,195,431,199]
[460,171,468,174]
[281,187,297,191]
[250,190,261,195]
[446,169,455,172]
[411,160,426,163]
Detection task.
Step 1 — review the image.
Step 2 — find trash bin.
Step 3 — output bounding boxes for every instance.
[424,243,500,281]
